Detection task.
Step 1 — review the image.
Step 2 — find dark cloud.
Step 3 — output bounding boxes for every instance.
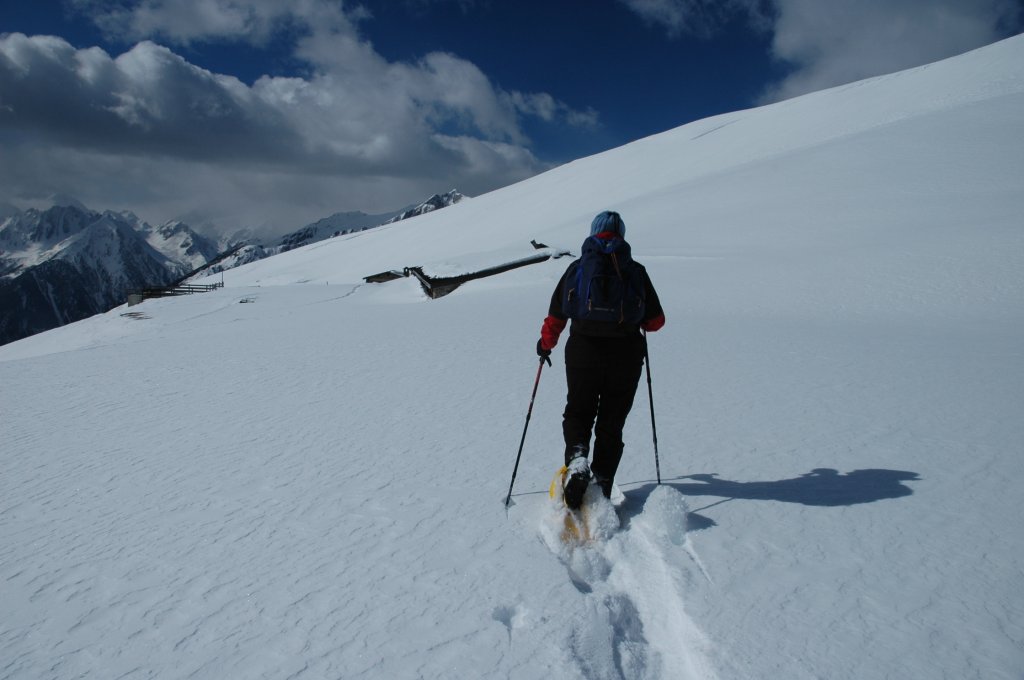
[0,35,307,166]
[1,1,596,230]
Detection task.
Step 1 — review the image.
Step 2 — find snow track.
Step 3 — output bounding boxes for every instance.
[3,35,1024,680]
[540,486,718,680]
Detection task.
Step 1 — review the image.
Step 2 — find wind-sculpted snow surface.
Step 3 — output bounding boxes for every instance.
[540,486,717,680]
[2,35,1024,680]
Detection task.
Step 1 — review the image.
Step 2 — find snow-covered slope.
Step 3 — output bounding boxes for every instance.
[1,36,1023,679]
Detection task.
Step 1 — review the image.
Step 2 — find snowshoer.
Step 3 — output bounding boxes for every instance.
[536,211,665,510]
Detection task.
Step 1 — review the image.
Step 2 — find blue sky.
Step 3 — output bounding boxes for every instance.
[1,0,1021,231]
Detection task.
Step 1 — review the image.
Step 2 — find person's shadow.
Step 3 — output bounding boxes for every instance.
[621,468,920,530]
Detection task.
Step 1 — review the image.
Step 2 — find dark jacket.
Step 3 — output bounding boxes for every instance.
[539,236,665,351]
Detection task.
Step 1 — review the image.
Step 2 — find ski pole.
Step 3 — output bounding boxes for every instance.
[643,330,661,484]
[505,356,547,507]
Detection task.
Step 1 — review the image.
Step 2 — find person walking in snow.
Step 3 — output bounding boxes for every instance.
[536,211,665,509]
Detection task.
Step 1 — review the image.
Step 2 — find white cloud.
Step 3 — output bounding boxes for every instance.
[506,91,600,128]
[398,51,526,144]
[762,0,1023,101]
[617,0,770,38]
[618,0,1022,101]
[73,0,362,46]
[1,1,597,229]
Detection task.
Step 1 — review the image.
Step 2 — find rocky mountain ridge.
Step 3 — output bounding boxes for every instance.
[0,190,468,345]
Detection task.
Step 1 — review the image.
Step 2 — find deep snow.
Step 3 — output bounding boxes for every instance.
[2,35,1023,679]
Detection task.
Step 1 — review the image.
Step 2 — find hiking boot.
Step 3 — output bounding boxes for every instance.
[564,443,589,467]
[593,474,613,499]
[563,454,591,510]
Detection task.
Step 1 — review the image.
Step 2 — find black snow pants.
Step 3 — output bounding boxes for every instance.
[562,332,646,483]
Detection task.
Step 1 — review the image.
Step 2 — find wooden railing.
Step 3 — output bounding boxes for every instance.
[127,282,223,306]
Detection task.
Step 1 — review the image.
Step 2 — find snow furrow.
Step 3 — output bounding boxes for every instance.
[541,486,718,679]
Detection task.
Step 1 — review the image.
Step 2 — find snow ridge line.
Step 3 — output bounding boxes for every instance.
[541,485,718,679]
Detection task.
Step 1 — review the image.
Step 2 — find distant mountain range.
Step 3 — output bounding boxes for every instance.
[189,190,466,277]
[0,190,466,346]
[0,205,209,346]
[382,189,465,224]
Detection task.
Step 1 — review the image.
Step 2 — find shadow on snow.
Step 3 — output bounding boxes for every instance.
[619,468,921,530]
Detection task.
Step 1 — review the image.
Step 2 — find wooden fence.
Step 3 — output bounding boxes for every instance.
[127,282,224,306]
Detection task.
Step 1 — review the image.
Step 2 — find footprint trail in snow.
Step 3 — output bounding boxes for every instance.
[539,485,718,680]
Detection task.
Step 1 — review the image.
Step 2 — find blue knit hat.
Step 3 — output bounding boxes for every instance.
[590,210,625,237]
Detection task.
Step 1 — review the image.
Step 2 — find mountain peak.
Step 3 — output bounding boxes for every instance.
[49,194,89,212]
[383,190,466,225]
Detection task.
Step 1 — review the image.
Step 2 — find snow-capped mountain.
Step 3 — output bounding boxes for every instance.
[142,220,221,271]
[382,189,465,224]
[197,210,405,278]
[197,191,467,277]
[0,204,99,261]
[0,202,20,220]
[0,206,202,345]
[0,190,471,345]
[277,209,407,253]
[200,243,270,274]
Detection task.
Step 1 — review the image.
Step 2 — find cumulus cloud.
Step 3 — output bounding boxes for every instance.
[1,0,596,229]
[71,0,368,47]
[762,0,1023,101]
[0,34,305,165]
[618,0,1022,100]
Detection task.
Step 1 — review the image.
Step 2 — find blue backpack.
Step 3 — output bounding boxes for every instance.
[562,236,646,324]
